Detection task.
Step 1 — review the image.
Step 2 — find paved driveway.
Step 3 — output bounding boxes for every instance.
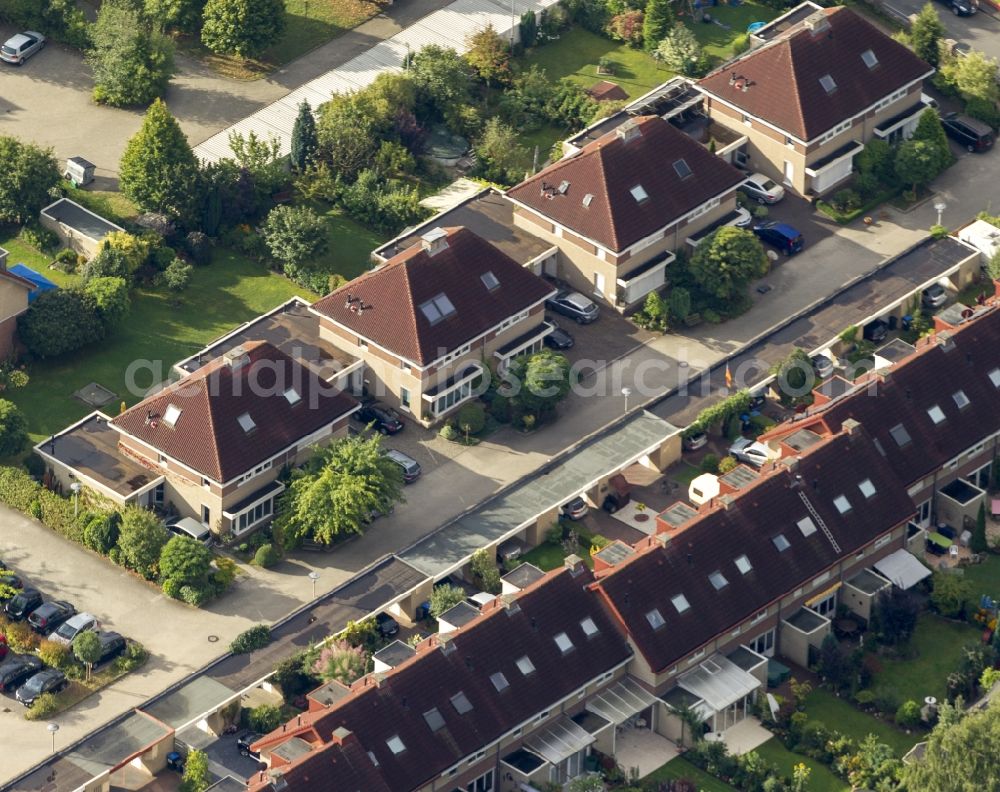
[881,0,1000,60]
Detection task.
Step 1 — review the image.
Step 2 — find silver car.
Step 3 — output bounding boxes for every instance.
[1,32,45,65]
[741,172,786,205]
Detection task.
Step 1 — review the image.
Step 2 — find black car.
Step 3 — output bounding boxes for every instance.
[752,222,804,256]
[0,655,43,693]
[546,290,599,324]
[355,403,404,435]
[92,631,128,667]
[543,321,574,350]
[941,112,994,153]
[863,319,889,343]
[937,0,976,15]
[237,731,262,758]
[5,588,42,621]
[27,600,76,635]
[16,668,67,706]
[375,612,399,638]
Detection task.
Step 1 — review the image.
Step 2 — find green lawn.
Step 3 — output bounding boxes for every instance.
[959,555,1000,601]
[803,689,918,758]
[754,739,849,792]
[314,207,387,281]
[4,247,316,443]
[265,0,385,66]
[642,756,737,791]
[688,1,779,60]
[60,185,138,226]
[868,613,981,708]
[519,542,568,572]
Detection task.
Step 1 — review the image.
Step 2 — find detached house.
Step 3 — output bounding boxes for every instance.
[697,6,933,196]
[311,226,556,425]
[505,115,746,310]
[38,341,358,538]
[0,247,35,358]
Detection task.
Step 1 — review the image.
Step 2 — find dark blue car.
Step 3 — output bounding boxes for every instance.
[753,222,804,256]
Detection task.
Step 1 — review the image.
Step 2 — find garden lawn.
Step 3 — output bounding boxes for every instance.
[642,756,737,791]
[961,555,1000,600]
[8,249,316,444]
[689,1,779,61]
[314,208,388,281]
[803,689,918,757]
[868,613,981,708]
[754,738,848,792]
[265,0,384,66]
[519,28,670,97]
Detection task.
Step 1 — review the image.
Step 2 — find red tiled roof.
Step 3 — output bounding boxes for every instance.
[252,566,632,791]
[588,80,629,102]
[505,115,746,252]
[593,428,916,672]
[112,341,357,482]
[311,227,556,366]
[697,7,932,141]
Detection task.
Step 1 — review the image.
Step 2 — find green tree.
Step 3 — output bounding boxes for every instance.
[911,107,951,164]
[179,749,211,792]
[942,49,1000,104]
[903,698,1000,791]
[642,0,674,51]
[72,630,103,681]
[82,248,131,282]
[119,99,200,222]
[973,502,989,553]
[164,258,193,292]
[895,138,945,193]
[474,117,525,186]
[247,704,284,733]
[0,136,60,224]
[260,205,329,277]
[839,734,902,790]
[17,289,105,359]
[201,0,286,59]
[145,0,205,33]
[429,583,467,618]
[930,569,975,618]
[409,45,474,119]
[0,400,28,458]
[117,506,169,580]
[84,277,131,332]
[464,24,511,91]
[160,535,213,587]
[312,640,366,684]
[88,0,175,107]
[519,9,538,48]
[688,226,768,302]
[470,548,501,594]
[290,101,318,172]
[769,348,813,405]
[870,586,919,646]
[505,349,572,417]
[668,286,691,323]
[910,3,944,67]
[228,130,288,197]
[316,91,388,182]
[274,433,404,548]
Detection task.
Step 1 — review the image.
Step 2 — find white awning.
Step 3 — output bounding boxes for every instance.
[525,717,595,765]
[585,676,656,725]
[874,548,932,590]
[677,655,761,713]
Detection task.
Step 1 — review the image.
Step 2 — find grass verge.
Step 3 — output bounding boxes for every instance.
[642,755,737,791]
[754,738,849,792]
[803,689,918,757]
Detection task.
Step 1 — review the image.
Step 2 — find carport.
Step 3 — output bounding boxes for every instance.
[874,548,932,590]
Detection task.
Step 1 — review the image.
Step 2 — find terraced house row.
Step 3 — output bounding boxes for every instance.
[243,297,1000,791]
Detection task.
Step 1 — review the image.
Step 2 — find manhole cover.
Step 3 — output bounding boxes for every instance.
[634,513,650,522]
[208,635,219,643]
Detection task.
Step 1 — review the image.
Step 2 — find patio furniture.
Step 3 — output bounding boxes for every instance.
[767,658,790,688]
[926,532,952,555]
[991,498,1000,522]
[835,618,859,637]
[938,525,957,541]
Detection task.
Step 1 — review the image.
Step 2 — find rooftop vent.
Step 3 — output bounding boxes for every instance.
[223,345,250,370]
[616,118,643,143]
[420,227,449,256]
[804,11,830,34]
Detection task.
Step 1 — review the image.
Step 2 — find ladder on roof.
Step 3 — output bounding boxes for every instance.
[798,491,841,554]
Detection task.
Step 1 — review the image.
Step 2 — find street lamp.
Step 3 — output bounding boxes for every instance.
[934,199,947,227]
[622,387,632,414]
[70,482,81,518]
[308,571,320,599]
[47,722,59,754]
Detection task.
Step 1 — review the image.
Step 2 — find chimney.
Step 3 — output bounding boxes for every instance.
[223,345,250,370]
[717,494,736,511]
[330,727,352,746]
[564,554,585,576]
[804,11,829,34]
[616,118,642,143]
[841,417,861,436]
[420,227,449,256]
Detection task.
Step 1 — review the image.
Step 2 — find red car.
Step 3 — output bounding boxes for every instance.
[0,634,7,661]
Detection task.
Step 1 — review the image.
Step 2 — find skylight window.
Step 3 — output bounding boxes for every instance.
[283,387,301,406]
[419,293,456,325]
[709,570,729,591]
[423,708,445,732]
[490,672,510,692]
[554,632,574,654]
[163,404,182,427]
[582,193,594,207]
[927,404,946,425]
[630,185,649,203]
[386,735,406,755]
[859,478,876,499]
[450,691,473,714]
[990,368,1000,388]
[516,655,535,675]
[673,159,693,179]
[772,534,791,552]
[580,617,599,637]
[734,554,753,575]
[889,423,912,448]
[861,49,878,69]
[646,608,666,629]
[237,412,256,433]
[834,494,852,514]
[480,271,500,291]
[952,390,970,410]
[819,74,837,93]
[671,594,691,614]
[797,517,817,538]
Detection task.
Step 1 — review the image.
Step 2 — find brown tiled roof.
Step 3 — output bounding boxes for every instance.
[252,566,631,791]
[112,341,358,482]
[311,227,556,366]
[593,428,916,672]
[588,80,629,102]
[505,115,745,252]
[697,7,932,141]
[783,306,1000,487]
[249,735,392,792]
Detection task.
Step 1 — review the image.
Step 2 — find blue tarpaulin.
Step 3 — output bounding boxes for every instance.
[8,264,58,303]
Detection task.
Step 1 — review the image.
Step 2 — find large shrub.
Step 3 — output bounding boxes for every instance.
[0,136,60,224]
[17,289,105,359]
[230,624,271,654]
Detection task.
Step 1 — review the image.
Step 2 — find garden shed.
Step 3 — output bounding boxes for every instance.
[40,197,125,258]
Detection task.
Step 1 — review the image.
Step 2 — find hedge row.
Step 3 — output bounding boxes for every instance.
[0,466,86,541]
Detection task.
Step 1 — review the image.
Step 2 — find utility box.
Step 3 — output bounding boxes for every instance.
[64,156,96,188]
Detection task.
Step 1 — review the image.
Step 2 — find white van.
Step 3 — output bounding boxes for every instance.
[165,516,213,545]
